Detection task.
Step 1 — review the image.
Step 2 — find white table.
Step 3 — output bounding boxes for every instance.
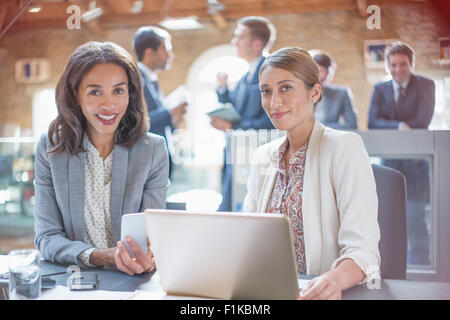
[1,256,450,300]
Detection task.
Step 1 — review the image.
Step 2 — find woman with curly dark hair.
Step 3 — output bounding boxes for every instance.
[34,41,169,275]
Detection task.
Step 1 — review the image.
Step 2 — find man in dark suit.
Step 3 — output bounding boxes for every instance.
[210,16,276,212]
[368,42,435,130]
[133,26,187,177]
[368,41,435,265]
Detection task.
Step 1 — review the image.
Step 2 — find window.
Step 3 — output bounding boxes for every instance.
[183,44,248,167]
[32,89,58,138]
[429,78,450,130]
[0,89,56,254]
[371,156,433,271]
[167,44,249,211]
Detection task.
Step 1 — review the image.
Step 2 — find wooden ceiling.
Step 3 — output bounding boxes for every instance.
[0,0,444,37]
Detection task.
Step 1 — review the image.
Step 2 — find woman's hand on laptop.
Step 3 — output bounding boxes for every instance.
[297,274,342,300]
[297,259,365,300]
[114,236,156,276]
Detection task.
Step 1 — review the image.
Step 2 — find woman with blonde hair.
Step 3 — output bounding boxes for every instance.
[243,47,380,299]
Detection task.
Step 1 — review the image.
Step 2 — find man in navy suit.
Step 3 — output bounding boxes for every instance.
[368,42,435,130]
[368,41,435,265]
[133,26,187,177]
[210,16,276,212]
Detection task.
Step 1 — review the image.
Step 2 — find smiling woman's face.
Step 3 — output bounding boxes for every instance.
[78,63,129,142]
[259,66,320,132]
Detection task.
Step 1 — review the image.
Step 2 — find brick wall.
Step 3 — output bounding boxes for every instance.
[0,3,448,132]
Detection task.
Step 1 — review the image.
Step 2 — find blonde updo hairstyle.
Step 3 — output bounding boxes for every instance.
[260,46,323,109]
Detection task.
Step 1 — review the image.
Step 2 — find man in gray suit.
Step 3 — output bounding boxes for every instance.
[311,50,358,130]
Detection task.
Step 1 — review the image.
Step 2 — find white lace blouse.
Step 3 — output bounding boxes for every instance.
[77,137,115,267]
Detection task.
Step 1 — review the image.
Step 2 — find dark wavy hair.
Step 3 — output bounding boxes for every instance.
[48,41,149,155]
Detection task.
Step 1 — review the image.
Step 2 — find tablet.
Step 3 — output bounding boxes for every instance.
[120,213,148,255]
[206,103,242,123]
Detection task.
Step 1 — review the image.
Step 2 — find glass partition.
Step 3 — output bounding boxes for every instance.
[2,131,449,282]
[370,157,433,270]
[0,138,38,255]
[0,137,220,254]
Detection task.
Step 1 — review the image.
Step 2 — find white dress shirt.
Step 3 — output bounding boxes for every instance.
[137,61,158,83]
[247,56,263,80]
[392,77,410,103]
[77,137,115,267]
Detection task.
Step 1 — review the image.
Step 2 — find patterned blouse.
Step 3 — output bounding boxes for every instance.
[266,138,309,274]
[77,136,115,267]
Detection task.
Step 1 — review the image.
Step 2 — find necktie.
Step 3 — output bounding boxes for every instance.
[397,86,406,105]
[148,80,163,110]
[235,72,249,112]
[399,86,406,98]
[151,80,160,98]
[394,86,406,119]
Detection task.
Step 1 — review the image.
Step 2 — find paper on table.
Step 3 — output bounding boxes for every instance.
[39,285,137,300]
[163,85,189,110]
[298,279,310,290]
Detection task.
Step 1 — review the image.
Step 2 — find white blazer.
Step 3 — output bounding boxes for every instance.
[243,121,380,280]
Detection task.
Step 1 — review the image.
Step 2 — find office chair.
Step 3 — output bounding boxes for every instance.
[372,164,407,279]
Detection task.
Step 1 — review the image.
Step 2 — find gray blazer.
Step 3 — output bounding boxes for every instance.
[315,85,358,130]
[33,133,170,266]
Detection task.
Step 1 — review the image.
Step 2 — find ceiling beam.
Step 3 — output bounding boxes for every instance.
[5,0,425,33]
[210,12,227,29]
[0,3,9,32]
[84,18,105,36]
[0,0,32,40]
[356,0,368,17]
[221,0,416,17]
[106,0,135,15]
[6,18,67,31]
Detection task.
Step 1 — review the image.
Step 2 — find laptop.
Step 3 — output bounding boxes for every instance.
[144,209,299,299]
